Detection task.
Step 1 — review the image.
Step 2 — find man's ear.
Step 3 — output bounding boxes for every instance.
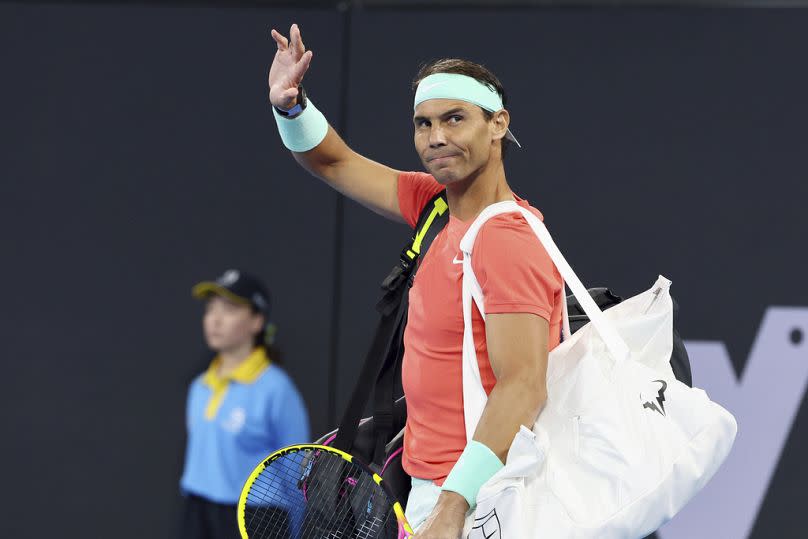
[490,109,510,142]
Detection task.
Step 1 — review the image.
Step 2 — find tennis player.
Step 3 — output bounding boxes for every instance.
[179,269,309,539]
[268,24,563,538]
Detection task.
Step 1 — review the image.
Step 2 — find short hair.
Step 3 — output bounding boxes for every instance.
[412,58,511,157]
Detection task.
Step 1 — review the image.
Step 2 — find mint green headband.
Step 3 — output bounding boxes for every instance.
[414,73,521,147]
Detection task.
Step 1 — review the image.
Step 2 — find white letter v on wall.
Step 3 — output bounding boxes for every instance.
[659,307,808,539]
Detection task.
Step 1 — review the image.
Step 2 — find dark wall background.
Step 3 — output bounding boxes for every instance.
[0,4,344,537]
[1,2,806,538]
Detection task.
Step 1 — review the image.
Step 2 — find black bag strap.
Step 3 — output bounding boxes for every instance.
[332,190,448,460]
[371,192,449,463]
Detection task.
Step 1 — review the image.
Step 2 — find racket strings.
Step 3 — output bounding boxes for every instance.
[245,450,308,537]
[243,448,400,538]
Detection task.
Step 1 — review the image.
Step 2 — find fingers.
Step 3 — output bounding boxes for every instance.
[291,50,313,80]
[280,87,299,101]
[282,50,312,89]
[271,24,307,58]
[270,28,288,50]
[290,23,306,57]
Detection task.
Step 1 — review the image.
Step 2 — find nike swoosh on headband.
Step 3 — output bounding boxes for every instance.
[419,81,447,93]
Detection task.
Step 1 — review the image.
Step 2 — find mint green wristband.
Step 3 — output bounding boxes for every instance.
[441,440,504,509]
[272,98,329,153]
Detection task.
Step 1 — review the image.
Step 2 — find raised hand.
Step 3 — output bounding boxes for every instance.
[268,24,314,110]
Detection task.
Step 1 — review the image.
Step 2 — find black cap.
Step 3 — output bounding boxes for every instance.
[192,269,271,315]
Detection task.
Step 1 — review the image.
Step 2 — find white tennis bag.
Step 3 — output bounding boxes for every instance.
[459,201,737,539]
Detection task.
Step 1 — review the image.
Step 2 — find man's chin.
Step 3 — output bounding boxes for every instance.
[429,168,461,185]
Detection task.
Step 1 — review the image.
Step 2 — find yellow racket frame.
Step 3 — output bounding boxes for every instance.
[237,444,413,538]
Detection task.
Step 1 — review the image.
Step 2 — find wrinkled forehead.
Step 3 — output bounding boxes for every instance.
[413,98,481,119]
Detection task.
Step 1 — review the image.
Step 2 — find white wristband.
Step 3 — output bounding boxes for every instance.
[272,98,329,153]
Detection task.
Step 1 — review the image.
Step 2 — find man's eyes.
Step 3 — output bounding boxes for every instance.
[415,115,463,128]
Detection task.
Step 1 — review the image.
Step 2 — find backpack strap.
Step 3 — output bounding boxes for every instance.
[332,189,448,465]
[372,190,448,463]
[377,191,449,314]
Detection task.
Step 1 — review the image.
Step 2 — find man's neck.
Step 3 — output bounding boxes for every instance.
[217,343,255,378]
[445,160,512,222]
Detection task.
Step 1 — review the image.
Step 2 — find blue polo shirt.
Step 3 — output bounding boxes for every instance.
[180,347,310,504]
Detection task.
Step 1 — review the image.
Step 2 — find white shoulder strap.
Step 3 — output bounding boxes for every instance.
[458,201,630,441]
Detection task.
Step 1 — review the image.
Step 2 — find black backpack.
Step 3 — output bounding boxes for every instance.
[316,190,692,507]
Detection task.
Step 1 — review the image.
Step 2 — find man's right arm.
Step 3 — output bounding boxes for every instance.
[270,25,404,223]
[291,125,404,222]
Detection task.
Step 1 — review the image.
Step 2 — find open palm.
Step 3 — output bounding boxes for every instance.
[268,24,314,110]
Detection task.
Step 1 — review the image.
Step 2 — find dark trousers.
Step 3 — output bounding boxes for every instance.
[180,494,291,539]
[180,494,242,539]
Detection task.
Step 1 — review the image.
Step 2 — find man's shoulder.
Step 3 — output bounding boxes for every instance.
[399,170,438,184]
[473,203,557,271]
[400,171,444,201]
[477,202,544,238]
[398,171,445,228]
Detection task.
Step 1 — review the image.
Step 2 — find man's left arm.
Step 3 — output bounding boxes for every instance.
[415,313,549,538]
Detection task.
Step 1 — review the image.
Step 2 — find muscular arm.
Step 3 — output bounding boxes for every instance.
[292,126,404,222]
[473,312,549,460]
[416,313,549,538]
[270,25,404,222]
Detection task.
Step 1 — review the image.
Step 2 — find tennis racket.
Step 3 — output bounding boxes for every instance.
[237,444,414,538]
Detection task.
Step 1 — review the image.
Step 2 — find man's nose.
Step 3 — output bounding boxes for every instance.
[429,124,447,148]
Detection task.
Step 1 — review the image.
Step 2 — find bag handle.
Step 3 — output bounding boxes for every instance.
[459,201,630,362]
[458,201,630,440]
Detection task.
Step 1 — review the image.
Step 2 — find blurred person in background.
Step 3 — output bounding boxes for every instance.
[179,269,309,539]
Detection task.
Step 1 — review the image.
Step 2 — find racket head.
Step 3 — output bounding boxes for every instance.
[237,444,413,539]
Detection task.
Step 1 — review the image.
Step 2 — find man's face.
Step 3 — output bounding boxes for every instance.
[413,99,499,185]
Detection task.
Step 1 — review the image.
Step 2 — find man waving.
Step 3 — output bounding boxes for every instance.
[268,24,564,539]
